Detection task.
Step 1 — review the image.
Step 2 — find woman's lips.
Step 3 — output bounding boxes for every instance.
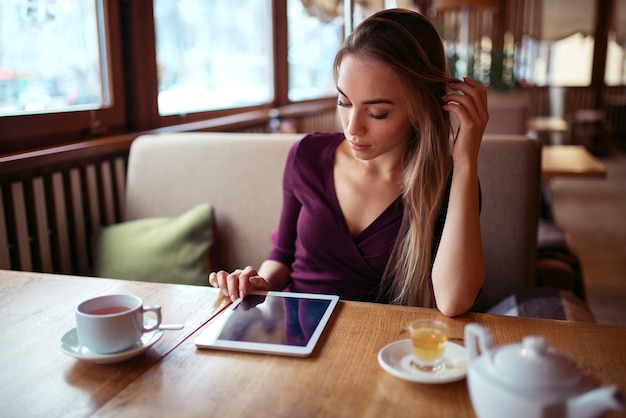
[349,141,370,152]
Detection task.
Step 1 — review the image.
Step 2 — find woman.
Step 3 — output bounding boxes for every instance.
[210,8,487,317]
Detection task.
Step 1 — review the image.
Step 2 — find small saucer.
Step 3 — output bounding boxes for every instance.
[377,339,467,384]
[59,327,164,364]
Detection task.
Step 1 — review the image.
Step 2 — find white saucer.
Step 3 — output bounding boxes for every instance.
[377,339,467,384]
[60,327,164,364]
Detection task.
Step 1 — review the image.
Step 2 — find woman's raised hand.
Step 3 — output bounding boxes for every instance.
[442,77,489,165]
[209,266,272,302]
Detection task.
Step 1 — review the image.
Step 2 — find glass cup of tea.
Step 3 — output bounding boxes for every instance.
[75,294,162,354]
[408,319,448,373]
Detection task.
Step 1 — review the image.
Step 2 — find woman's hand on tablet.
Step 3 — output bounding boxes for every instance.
[209,266,271,302]
[210,260,292,302]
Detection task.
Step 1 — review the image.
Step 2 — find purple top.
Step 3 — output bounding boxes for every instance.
[267,132,447,303]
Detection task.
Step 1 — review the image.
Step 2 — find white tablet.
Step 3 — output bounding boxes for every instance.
[194,291,339,357]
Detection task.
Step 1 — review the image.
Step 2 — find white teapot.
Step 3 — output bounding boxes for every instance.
[464,323,624,418]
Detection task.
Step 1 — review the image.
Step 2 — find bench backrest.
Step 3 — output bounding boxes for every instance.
[125,132,301,272]
[474,135,541,311]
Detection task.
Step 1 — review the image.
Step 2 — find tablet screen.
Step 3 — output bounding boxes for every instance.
[194,291,339,357]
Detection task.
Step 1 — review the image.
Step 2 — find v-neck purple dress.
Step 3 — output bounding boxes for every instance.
[267,132,405,302]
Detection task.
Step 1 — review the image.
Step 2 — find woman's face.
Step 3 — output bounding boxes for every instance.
[336,54,413,162]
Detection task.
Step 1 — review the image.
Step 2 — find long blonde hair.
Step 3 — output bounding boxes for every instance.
[333,9,457,307]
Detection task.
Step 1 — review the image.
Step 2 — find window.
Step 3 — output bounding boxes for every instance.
[0,0,125,155]
[515,0,596,87]
[287,0,343,101]
[432,6,497,83]
[2,1,622,156]
[286,0,414,102]
[0,0,107,116]
[605,0,626,85]
[153,0,274,116]
[432,0,600,88]
[543,33,594,86]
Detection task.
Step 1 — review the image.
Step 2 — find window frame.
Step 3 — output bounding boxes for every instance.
[0,0,301,155]
[0,0,127,155]
[122,0,302,133]
[0,0,341,156]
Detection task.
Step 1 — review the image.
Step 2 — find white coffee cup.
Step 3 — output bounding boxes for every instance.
[75,294,162,354]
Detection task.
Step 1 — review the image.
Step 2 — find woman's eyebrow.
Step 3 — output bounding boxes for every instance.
[336,86,394,105]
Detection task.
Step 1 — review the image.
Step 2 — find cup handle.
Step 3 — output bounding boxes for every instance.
[141,305,162,332]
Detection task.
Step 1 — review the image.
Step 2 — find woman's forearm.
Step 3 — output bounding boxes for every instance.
[431,162,485,316]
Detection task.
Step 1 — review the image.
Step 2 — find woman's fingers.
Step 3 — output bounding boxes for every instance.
[459,77,488,108]
[443,78,488,129]
[209,266,268,302]
[443,78,489,163]
[209,270,230,294]
[235,266,259,299]
[226,270,243,301]
[448,77,488,109]
[249,275,272,290]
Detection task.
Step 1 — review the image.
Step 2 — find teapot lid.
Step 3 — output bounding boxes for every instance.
[491,336,581,388]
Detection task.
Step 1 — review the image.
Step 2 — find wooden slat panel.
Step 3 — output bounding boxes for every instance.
[0,102,347,276]
[604,86,626,136]
[527,87,550,117]
[68,168,89,275]
[565,87,596,114]
[99,160,116,226]
[10,182,32,271]
[0,190,10,269]
[297,110,339,134]
[50,172,71,273]
[113,157,126,221]
[31,177,53,272]
[85,164,101,233]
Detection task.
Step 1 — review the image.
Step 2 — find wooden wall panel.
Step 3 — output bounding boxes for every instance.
[68,168,90,275]
[0,191,10,269]
[50,172,72,274]
[10,182,31,271]
[32,177,52,272]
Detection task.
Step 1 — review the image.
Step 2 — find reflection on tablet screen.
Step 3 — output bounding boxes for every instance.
[217,294,332,347]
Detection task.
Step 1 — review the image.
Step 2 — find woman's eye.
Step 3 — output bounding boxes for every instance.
[369,112,388,120]
[337,100,387,120]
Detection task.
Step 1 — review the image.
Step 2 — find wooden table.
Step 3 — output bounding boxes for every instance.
[2,270,626,418]
[527,116,569,145]
[0,269,230,418]
[528,116,569,134]
[542,145,607,181]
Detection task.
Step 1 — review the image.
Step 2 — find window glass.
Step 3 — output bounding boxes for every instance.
[0,0,106,116]
[433,8,496,83]
[605,0,626,85]
[605,33,626,85]
[543,33,594,86]
[532,0,596,86]
[287,0,343,101]
[154,0,273,116]
[514,38,583,87]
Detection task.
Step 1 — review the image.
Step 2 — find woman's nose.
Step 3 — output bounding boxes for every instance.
[344,110,365,136]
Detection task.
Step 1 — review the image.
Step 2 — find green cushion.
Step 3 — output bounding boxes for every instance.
[93,203,215,286]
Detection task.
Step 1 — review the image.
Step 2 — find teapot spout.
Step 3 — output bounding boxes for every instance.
[567,386,624,418]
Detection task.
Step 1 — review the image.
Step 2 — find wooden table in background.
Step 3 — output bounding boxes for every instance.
[527,116,569,145]
[542,145,607,181]
[2,270,625,417]
[528,116,569,134]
